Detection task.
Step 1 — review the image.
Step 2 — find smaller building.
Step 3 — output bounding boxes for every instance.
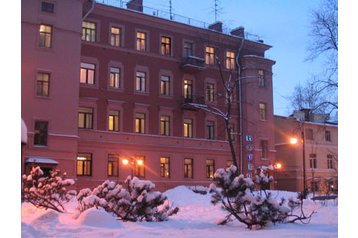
[274,109,338,194]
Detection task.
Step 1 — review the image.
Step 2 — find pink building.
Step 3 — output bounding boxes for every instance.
[22,0,276,191]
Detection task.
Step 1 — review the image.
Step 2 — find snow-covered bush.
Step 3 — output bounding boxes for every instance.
[77,176,179,222]
[22,166,76,213]
[209,165,313,229]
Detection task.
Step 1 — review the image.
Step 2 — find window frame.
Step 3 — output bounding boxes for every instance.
[206,159,215,179]
[136,31,147,51]
[108,110,120,131]
[135,112,146,133]
[160,157,170,178]
[82,21,96,42]
[184,158,193,178]
[110,26,121,47]
[325,130,332,142]
[205,46,215,65]
[183,118,193,138]
[206,83,215,102]
[77,153,92,176]
[161,36,172,56]
[183,79,193,100]
[135,71,147,93]
[260,140,268,159]
[134,156,145,178]
[36,72,50,97]
[206,120,215,140]
[39,24,52,48]
[80,62,96,85]
[183,41,194,57]
[109,66,121,89]
[160,115,170,136]
[259,102,267,121]
[160,75,171,96]
[107,154,119,177]
[225,50,235,70]
[309,153,317,169]
[41,1,55,13]
[258,69,266,88]
[34,121,48,146]
[78,107,94,129]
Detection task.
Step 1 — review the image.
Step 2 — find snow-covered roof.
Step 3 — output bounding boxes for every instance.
[25,157,58,165]
[21,118,28,144]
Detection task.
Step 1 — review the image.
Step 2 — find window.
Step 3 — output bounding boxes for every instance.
[258,70,265,88]
[305,129,314,140]
[41,1,54,13]
[108,110,119,131]
[80,63,95,85]
[160,157,170,178]
[184,158,193,178]
[206,159,215,179]
[259,103,267,120]
[36,72,50,97]
[206,121,215,140]
[160,116,170,136]
[205,46,215,64]
[260,140,268,159]
[160,75,171,96]
[327,154,334,169]
[161,36,172,56]
[183,41,193,57]
[34,121,48,146]
[135,71,146,92]
[309,154,317,169]
[183,80,193,101]
[39,24,52,48]
[110,27,121,47]
[136,31,146,51]
[78,107,93,129]
[206,83,215,102]
[77,153,92,176]
[325,130,332,142]
[225,51,235,69]
[109,67,121,88]
[82,21,96,42]
[134,156,145,177]
[135,113,145,133]
[183,118,193,138]
[107,154,119,176]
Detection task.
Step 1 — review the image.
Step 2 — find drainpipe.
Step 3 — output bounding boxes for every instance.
[83,0,96,20]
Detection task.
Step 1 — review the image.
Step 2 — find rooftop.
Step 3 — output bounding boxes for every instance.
[96,0,263,42]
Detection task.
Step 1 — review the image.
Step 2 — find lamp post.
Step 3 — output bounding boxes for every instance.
[290,130,307,195]
[122,157,143,178]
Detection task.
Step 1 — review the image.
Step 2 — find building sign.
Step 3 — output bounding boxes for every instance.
[245,135,253,142]
[248,153,253,161]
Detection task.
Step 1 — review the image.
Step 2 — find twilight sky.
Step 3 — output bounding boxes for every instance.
[142,0,324,116]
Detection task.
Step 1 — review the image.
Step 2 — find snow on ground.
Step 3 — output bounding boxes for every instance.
[21,186,338,238]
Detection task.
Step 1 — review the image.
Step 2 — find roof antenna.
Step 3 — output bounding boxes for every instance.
[214,0,222,22]
[169,0,173,20]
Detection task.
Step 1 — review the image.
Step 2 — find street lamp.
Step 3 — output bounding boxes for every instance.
[290,131,307,195]
[122,157,144,178]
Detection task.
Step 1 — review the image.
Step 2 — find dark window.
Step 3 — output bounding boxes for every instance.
[184,158,193,178]
[206,121,215,140]
[183,41,193,57]
[41,1,54,13]
[206,159,215,179]
[78,107,93,129]
[325,130,332,142]
[206,83,215,102]
[82,21,96,42]
[34,121,48,146]
[309,153,317,169]
[36,72,50,97]
[80,63,95,85]
[107,154,118,176]
[305,129,314,140]
[160,116,170,136]
[260,140,268,159]
[160,157,170,178]
[161,36,171,56]
[258,70,265,88]
[327,154,334,169]
[39,24,52,48]
[77,153,92,176]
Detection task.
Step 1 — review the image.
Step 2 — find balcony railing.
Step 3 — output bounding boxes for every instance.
[182,95,205,110]
[180,56,206,72]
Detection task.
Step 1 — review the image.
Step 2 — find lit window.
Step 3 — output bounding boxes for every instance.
[134,156,145,178]
[34,121,48,146]
[160,116,170,136]
[206,83,215,102]
[78,107,93,129]
[183,118,193,138]
[160,157,170,178]
[36,72,50,97]
[135,113,145,133]
[80,63,95,85]
[136,31,146,51]
[205,46,215,64]
[225,51,235,69]
[206,121,215,140]
[183,41,193,57]
[206,159,215,179]
[161,36,171,56]
[82,21,96,42]
[107,154,119,176]
[110,27,121,47]
[184,158,193,178]
[109,67,121,88]
[77,153,92,176]
[108,110,119,131]
[39,24,52,48]
[183,80,193,101]
[259,103,267,120]
[135,71,146,92]
[258,70,265,88]
[160,75,170,96]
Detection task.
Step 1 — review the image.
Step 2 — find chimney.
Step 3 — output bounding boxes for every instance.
[127,0,143,12]
[230,26,245,38]
[208,21,223,32]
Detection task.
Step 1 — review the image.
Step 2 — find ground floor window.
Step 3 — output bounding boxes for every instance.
[77,153,92,176]
[184,158,193,178]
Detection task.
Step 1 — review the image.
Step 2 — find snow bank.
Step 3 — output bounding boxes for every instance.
[76,207,123,229]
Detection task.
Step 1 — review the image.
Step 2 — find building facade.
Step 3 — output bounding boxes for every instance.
[274,110,338,194]
[22,0,276,191]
